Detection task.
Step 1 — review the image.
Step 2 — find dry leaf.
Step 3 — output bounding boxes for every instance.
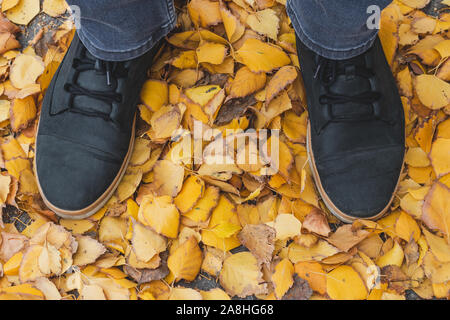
[237,224,275,264]
[219,251,267,298]
[168,236,202,282]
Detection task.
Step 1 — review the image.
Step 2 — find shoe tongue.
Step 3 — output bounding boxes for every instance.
[72,51,114,115]
[328,56,374,117]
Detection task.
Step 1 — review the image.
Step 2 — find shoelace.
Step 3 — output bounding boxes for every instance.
[314,56,382,122]
[63,50,128,121]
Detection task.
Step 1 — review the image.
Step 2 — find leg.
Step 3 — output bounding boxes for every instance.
[287,0,391,59]
[35,1,174,218]
[289,0,405,222]
[66,0,176,61]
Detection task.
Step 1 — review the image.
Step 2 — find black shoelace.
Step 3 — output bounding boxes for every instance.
[314,56,382,122]
[63,50,128,121]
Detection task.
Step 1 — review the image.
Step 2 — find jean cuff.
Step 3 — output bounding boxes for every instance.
[287,3,378,60]
[76,1,176,61]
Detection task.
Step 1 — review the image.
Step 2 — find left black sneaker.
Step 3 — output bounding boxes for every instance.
[35,34,160,219]
[297,37,405,223]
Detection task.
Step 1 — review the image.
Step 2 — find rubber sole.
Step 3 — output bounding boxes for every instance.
[34,116,136,220]
[306,122,404,223]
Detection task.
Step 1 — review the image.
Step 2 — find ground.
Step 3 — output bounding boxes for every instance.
[0,0,448,301]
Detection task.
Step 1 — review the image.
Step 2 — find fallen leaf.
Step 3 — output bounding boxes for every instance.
[326,265,368,300]
[271,258,294,299]
[237,224,275,265]
[219,251,267,298]
[168,236,202,282]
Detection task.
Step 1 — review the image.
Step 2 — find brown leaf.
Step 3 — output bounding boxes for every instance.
[301,208,331,237]
[327,224,370,252]
[0,32,20,54]
[214,95,256,126]
[0,13,20,33]
[282,274,313,300]
[124,252,169,284]
[0,232,28,261]
[237,224,275,265]
[404,238,419,266]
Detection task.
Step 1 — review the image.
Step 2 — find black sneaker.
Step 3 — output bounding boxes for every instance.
[35,34,160,219]
[297,37,405,223]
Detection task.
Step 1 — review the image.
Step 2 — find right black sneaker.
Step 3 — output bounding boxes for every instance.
[34,34,161,219]
[297,36,405,223]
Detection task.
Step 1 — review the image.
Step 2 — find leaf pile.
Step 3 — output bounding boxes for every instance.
[0,0,448,300]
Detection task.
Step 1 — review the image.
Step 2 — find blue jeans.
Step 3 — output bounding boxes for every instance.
[66,0,392,61]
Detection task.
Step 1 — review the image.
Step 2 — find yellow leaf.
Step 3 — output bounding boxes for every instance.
[10,96,37,132]
[415,75,450,110]
[42,0,67,17]
[219,252,267,298]
[405,147,431,167]
[6,0,40,25]
[201,229,241,251]
[132,220,167,262]
[422,229,450,263]
[272,258,294,299]
[209,222,241,239]
[196,42,227,65]
[288,240,340,263]
[0,174,11,204]
[19,244,44,283]
[268,213,301,240]
[0,99,11,123]
[379,4,400,66]
[99,216,128,243]
[430,138,450,178]
[184,185,220,222]
[140,80,168,112]
[188,0,222,28]
[138,195,180,238]
[434,39,450,58]
[168,236,203,282]
[80,284,106,300]
[422,181,450,240]
[171,50,197,69]
[220,3,245,43]
[294,261,327,295]
[152,160,185,197]
[395,211,421,242]
[0,283,44,299]
[169,287,203,300]
[10,53,44,89]
[59,219,93,235]
[265,66,297,106]
[377,241,404,268]
[246,9,280,41]
[411,16,437,34]
[235,38,290,73]
[2,0,19,12]
[129,137,152,166]
[116,170,142,202]
[174,175,205,213]
[149,104,183,141]
[229,66,266,98]
[34,277,62,300]
[73,235,106,266]
[423,251,450,284]
[326,265,368,300]
[3,251,23,276]
[185,85,222,106]
[200,288,231,300]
